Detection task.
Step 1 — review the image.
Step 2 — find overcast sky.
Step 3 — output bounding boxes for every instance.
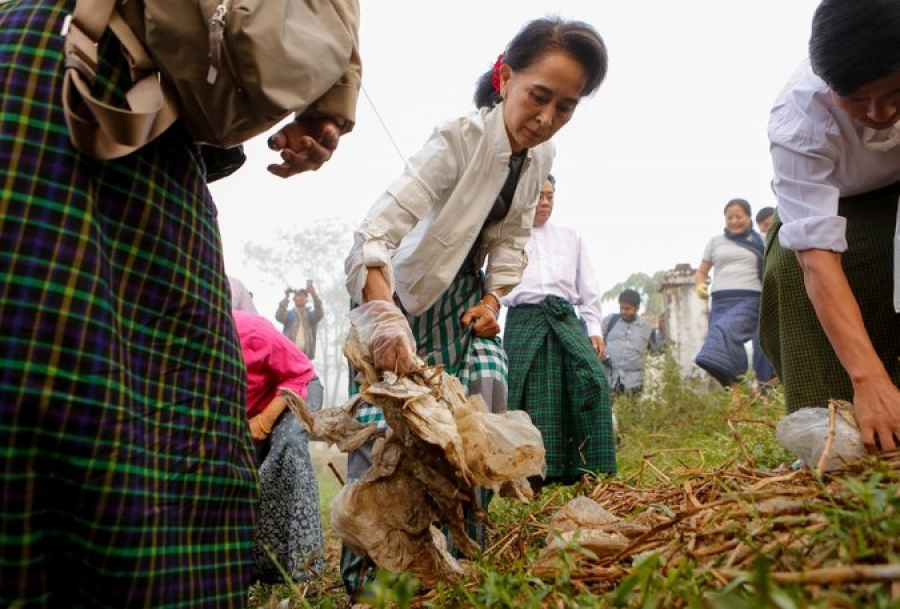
[210,0,822,318]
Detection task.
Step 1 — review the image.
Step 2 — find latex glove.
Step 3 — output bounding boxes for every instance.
[349,300,417,375]
[695,283,710,300]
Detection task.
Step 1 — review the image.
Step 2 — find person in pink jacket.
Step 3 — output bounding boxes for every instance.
[232,310,323,583]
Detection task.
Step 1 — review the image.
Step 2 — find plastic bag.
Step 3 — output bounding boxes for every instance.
[454,406,546,491]
[775,403,867,472]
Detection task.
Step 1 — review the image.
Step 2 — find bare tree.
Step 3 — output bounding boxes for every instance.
[244,219,355,407]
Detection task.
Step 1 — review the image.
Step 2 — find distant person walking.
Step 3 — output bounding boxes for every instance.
[694,198,774,388]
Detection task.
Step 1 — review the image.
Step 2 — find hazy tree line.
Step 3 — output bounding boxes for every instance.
[244,219,666,408]
[244,219,355,408]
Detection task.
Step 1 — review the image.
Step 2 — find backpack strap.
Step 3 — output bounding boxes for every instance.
[602,313,620,342]
[62,0,179,159]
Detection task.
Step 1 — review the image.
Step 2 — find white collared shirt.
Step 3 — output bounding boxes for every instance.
[501,222,604,336]
[769,59,900,253]
[345,104,554,315]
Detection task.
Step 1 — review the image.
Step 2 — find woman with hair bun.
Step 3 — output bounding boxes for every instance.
[342,15,608,601]
[760,0,900,453]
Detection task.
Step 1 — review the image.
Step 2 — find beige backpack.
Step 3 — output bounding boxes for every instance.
[62,0,353,159]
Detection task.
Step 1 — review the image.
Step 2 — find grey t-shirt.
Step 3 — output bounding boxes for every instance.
[702,234,761,292]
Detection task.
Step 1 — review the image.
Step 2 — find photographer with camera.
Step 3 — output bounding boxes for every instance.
[276,280,324,361]
[276,280,325,412]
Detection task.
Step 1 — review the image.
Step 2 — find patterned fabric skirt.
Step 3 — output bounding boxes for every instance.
[504,296,616,482]
[254,412,324,582]
[760,183,900,412]
[0,2,258,606]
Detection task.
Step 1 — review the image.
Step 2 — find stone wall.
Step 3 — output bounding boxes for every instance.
[659,263,710,382]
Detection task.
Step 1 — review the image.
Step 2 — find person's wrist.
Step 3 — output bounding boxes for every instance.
[481,291,501,312]
[481,300,499,317]
[254,415,272,435]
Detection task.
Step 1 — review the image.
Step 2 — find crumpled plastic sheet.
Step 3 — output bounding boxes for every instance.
[775,401,867,472]
[283,323,546,587]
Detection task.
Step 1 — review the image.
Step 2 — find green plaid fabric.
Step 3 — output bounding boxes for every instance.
[0,3,258,606]
[505,296,616,481]
[760,182,900,412]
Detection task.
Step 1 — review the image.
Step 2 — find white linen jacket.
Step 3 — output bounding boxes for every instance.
[345,103,555,316]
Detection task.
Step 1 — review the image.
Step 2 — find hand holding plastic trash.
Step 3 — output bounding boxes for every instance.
[348,300,417,375]
[775,401,867,472]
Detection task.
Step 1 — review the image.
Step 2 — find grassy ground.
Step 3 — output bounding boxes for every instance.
[248,356,899,608]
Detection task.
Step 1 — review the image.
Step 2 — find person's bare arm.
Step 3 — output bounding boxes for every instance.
[249,395,288,442]
[796,248,900,452]
[694,260,712,299]
[694,260,712,287]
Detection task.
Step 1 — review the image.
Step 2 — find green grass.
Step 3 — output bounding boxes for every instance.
[248,356,899,608]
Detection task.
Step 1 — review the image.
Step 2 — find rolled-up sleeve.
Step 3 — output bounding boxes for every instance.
[345,123,462,303]
[771,143,847,252]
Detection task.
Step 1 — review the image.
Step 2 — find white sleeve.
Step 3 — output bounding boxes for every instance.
[574,233,604,336]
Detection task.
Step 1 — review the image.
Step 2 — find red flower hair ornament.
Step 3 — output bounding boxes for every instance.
[491,53,505,92]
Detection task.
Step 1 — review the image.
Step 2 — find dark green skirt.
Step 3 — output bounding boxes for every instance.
[504,296,616,480]
[759,182,900,412]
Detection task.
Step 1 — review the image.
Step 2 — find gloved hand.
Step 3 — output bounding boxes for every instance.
[348,300,417,374]
[695,283,710,300]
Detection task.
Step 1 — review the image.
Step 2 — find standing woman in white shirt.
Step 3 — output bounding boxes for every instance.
[760,0,900,453]
[341,16,608,599]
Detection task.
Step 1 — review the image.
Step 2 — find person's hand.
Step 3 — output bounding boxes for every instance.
[460,302,500,337]
[350,300,418,375]
[695,283,709,300]
[590,335,606,360]
[852,377,900,453]
[306,280,317,297]
[266,116,343,178]
[249,415,272,443]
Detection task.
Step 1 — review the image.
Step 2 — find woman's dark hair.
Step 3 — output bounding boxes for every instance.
[473,16,608,109]
[724,198,751,217]
[809,0,900,96]
[755,206,775,224]
[546,173,556,187]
